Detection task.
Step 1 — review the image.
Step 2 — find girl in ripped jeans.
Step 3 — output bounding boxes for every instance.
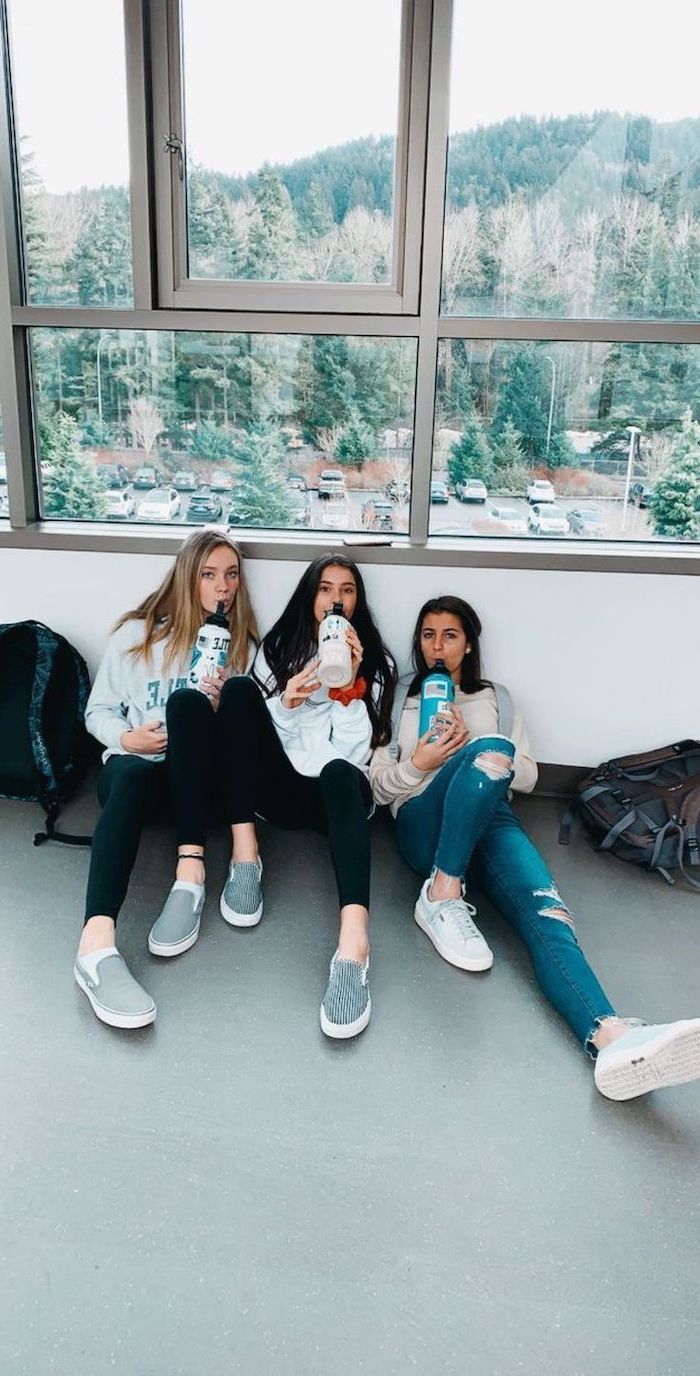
[370,595,700,1102]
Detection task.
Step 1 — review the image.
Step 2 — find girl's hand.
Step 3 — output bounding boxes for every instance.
[345,626,364,683]
[121,720,168,755]
[201,666,228,711]
[412,709,469,772]
[282,660,321,709]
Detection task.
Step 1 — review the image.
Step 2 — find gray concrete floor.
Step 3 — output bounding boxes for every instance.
[2,783,700,1376]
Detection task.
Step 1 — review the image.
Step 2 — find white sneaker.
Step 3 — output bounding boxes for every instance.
[414,874,493,972]
[594,1019,700,1101]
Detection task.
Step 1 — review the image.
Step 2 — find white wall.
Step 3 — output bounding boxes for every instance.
[1,546,698,765]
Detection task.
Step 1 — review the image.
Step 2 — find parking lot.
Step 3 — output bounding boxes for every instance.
[99,477,653,541]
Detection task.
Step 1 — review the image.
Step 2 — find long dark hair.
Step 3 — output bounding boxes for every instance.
[408,595,490,696]
[255,553,396,746]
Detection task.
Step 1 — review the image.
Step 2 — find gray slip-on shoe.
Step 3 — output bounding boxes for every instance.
[220,857,263,927]
[74,953,156,1030]
[148,881,204,957]
[320,952,371,1040]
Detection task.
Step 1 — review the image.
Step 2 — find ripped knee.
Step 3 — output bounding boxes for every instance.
[474,750,513,782]
[534,886,576,934]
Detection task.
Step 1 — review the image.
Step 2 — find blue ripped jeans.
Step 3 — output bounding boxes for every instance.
[395,736,618,1055]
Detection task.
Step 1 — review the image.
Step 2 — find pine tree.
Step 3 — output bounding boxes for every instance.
[335,412,376,466]
[447,406,494,486]
[491,419,529,493]
[247,168,299,280]
[39,412,106,520]
[304,337,355,436]
[229,425,294,526]
[491,346,550,460]
[648,412,700,540]
[67,193,132,306]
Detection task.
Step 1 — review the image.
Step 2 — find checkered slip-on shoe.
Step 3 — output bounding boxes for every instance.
[320,951,371,1040]
[219,857,263,927]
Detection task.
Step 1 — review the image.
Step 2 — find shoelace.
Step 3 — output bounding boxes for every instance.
[439,897,481,942]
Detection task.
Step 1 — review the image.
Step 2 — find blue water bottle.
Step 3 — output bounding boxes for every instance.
[418,659,455,739]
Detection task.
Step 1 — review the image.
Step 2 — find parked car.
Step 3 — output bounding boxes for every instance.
[210,469,234,492]
[96,463,130,489]
[481,502,528,534]
[0,490,9,517]
[385,476,410,504]
[527,478,555,504]
[286,434,304,450]
[361,498,394,532]
[186,487,223,522]
[629,482,653,508]
[173,470,198,492]
[287,487,311,527]
[0,456,7,486]
[136,488,181,521]
[104,489,136,520]
[133,466,162,490]
[321,495,351,529]
[286,472,307,492]
[568,507,604,536]
[455,478,488,503]
[430,480,449,504]
[528,503,570,535]
[318,468,346,499]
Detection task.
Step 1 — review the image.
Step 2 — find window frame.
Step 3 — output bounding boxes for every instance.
[0,0,699,574]
[149,0,428,313]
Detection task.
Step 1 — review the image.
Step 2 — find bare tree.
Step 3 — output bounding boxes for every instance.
[317,425,344,458]
[442,206,482,313]
[128,396,165,457]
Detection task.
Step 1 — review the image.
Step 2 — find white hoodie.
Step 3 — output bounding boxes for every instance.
[252,645,373,778]
[86,619,254,764]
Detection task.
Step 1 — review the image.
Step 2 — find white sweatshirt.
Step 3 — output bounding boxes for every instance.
[85,619,254,764]
[369,684,538,817]
[252,645,373,778]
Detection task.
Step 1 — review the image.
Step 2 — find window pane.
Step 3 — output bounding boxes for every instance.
[0,406,7,520]
[443,0,700,320]
[9,0,133,306]
[181,0,402,284]
[431,339,700,543]
[31,330,416,532]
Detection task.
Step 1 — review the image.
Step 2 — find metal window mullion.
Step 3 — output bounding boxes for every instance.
[409,0,451,544]
[10,304,421,336]
[124,0,156,308]
[0,0,37,526]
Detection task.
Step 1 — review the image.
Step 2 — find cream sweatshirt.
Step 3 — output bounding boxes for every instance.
[369,683,538,817]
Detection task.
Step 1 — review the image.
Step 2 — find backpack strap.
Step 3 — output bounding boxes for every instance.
[388,675,413,756]
[677,789,700,890]
[491,682,513,739]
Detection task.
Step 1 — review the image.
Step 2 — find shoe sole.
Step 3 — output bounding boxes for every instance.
[74,966,156,1030]
[219,892,263,927]
[595,1020,700,1101]
[320,997,372,1040]
[414,904,494,971]
[148,920,201,957]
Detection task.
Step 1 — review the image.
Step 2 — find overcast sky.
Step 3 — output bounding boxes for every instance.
[9,0,700,194]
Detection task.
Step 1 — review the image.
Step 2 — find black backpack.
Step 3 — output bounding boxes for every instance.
[0,620,93,846]
[559,740,700,890]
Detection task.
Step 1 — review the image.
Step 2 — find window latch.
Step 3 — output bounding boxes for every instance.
[163,133,184,181]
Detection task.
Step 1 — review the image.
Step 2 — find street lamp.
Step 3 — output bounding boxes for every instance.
[621,424,641,532]
[544,355,556,458]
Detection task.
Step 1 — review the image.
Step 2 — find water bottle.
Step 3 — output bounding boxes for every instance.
[418,659,455,740]
[317,602,353,688]
[188,600,231,693]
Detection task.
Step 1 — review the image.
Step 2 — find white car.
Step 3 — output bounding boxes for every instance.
[455,478,488,503]
[104,489,136,520]
[528,503,570,535]
[322,496,352,530]
[527,478,555,504]
[137,488,181,521]
[318,468,346,499]
[482,502,528,534]
[0,491,9,518]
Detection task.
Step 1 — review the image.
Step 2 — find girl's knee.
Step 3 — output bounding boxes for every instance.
[166,686,207,725]
[220,675,263,712]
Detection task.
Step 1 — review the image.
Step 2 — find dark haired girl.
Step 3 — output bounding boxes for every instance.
[370,595,700,1101]
[220,555,396,1039]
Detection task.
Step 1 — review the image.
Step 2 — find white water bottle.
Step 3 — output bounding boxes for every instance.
[188,600,231,692]
[317,601,353,688]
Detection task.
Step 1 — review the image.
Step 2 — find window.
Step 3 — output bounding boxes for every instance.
[31,329,416,532]
[430,339,700,542]
[8,0,133,307]
[152,0,425,310]
[442,0,700,320]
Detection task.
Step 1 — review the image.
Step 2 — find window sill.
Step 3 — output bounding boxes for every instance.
[1,520,699,574]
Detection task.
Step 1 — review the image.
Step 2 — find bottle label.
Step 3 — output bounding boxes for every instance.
[423,681,449,699]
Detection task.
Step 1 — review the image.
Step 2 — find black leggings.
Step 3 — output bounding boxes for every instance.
[85,683,247,924]
[84,679,372,923]
[215,675,373,911]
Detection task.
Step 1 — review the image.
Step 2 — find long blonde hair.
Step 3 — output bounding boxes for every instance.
[115,529,259,672]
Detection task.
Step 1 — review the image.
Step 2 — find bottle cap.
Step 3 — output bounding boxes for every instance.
[206,599,229,629]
